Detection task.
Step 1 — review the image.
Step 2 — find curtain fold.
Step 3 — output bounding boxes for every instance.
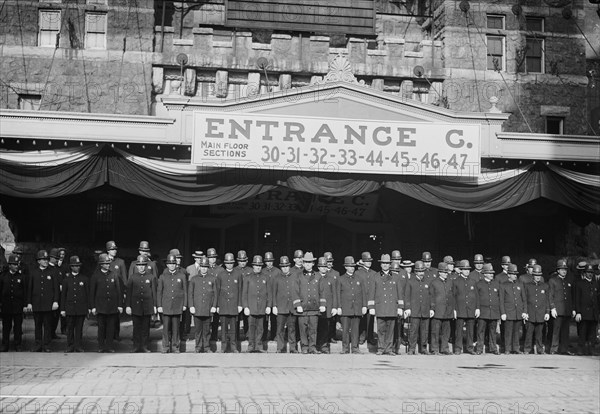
[281,176,382,196]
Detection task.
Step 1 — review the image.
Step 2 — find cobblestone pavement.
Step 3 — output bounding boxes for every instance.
[0,318,598,414]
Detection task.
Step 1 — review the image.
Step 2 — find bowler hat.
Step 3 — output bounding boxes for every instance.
[343,256,356,267]
[473,254,484,264]
[264,252,275,262]
[324,252,334,262]
[556,259,568,270]
[252,255,264,266]
[532,264,543,276]
[303,252,315,262]
[138,241,150,252]
[421,252,432,262]
[98,253,111,264]
[106,241,117,250]
[317,257,328,267]
[294,250,304,259]
[7,254,19,264]
[36,250,49,261]
[361,252,373,262]
[165,254,177,264]
[135,255,148,265]
[207,248,217,258]
[501,256,511,265]
[507,264,519,274]
[482,263,495,274]
[237,250,248,261]
[379,254,391,263]
[223,253,235,264]
[169,249,182,258]
[391,250,402,260]
[69,256,82,266]
[279,256,291,267]
[437,262,449,272]
[414,261,425,272]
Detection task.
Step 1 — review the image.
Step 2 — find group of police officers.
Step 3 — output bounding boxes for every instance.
[1,241,599,356]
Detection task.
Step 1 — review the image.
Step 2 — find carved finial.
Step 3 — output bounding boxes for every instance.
[317,53,365,85]
[488,96,501,113]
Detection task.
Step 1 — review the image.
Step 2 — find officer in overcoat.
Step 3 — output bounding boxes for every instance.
[0,254,28,351]
[188,256,217,353]
[126,255,157,353]
[60,256,90,352]
[157,254,187,353]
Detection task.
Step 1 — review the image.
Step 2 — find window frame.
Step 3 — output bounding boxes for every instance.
[18,94,42,110]
[38,9,62,47]
[546,117,564,135]
[486,14,505,30]
[525,37,544,74]
[84,11,107,50]
[525,16,544,32]
[486,35,505,71]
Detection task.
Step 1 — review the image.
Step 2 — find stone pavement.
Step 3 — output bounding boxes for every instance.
[0,318,599,414]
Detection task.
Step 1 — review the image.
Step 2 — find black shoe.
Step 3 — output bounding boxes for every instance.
[0,346,8,352]
[142,348,151,353]
[384,351,397,356]
[65,347,74,353]
[340,350,349,354]
[106,349,115,353]
[43,348,52,353]
[75,348,85,353]
[376,351,384,355]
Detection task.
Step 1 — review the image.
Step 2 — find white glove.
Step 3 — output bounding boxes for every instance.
[118,307,123,314]
[320,306,326,313]
[190,307,196,314]
[60,311,66,317]
[331,308,337,316]
[551,308,557,318]
[157,307,163,313]
[522,313,528,321]
[575,313,582,322]
[237,306,242,313]
[92,308,97,315]
[52,302,59,311]
[453,310,457,319]
[153,306,157,314]
[369,308,375,316]
[297,306,303,313]
[397,308,403,316]
[27,304,32,312]
[182,306,186,312]
[266,307,271,315]
[337,308,342,316]
[126,307,132,315]
[23,307,28,313]
[475,309,480,318]
[501,314,507,321]
[244,307,250,316]
[571,310,576,318]
[544,313,549,321]
[210,307,216,313]
[429,310,434,318]
[272,306,278,315]
[404,309,411,318]
[361,306,367,315]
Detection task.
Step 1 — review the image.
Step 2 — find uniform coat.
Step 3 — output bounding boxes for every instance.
[90,269,122,314]
[188,273,217,317]
[404,276,432,318]
[430,277,454,319]
[0,269,29,314]
[216,268,242,316]
[499,280,527,320]
[28,266,60,312]
[61,273,90,316]
[126,271,157,316]
[272,272,300,314]
[157,269,188,315]
[524,281,550,323]
[337,272,367,316]
[548,276,573,316]
[242,272,271,315]
[370,271,402,317]
[453,276,478,318]
[476,279,501,320]
[318,272,338,317]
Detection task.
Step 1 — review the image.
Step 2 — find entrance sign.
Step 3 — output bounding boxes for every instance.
[193,112,481,176]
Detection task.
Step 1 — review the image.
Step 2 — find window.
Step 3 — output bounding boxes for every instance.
[94,202,114,240]
[87,0,107,4]
[18,94,42,110]
[525,37,543,73]
[85,12,107,49]
[487,15,505,30]
[526,17,544,32]
[546,117,564,134]
[486,35,504,71]
[39,10,61,47]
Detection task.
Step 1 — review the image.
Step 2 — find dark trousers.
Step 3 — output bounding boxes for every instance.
[298,315,318,352]
[210,312,220,341]
[317,316,335,352]
[97,313,118,351]
[577,320,598,350]
[408,317,429,353]
[504,319,522,352]
[276,313,297,352]
[376,317,396,354]
[2,313,24,348]
[430,318,451,353]
[359,313,375,343]
[262,313,277,342]
[221,315,238,352]
[33,311,53,350]
[114,313,121,340]
[194,315,211,352]
[455,318,475,353]
[341,315,360,352]
[162,314,181,351]
[132,314,151,351]
[181,309,191,337]
[247,315,265,352]
[66,315,85,350]
[476,319,498,353]
[524,321,545,353]
[51,309,66,335]
[550,316,571,353]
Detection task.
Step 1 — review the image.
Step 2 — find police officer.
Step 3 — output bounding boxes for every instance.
[422,252,438,280]
[188,256,217,353]
[236,250,252,340]
[400,260,414,278]
[11,245,29,279]
[128,241,158,279]
[430,262,454,355]
[453,260,478,355]
[574,264,599,355]
[470,254,485,282]
[107,241,127,342]
[404,261,431,355]
[186,251,205,279]
[499,263,527,354]
[520,259,544,285]
[295,252,322,354]
[496,256,512,285]
[243,255,271,353]
[126,255,157,353]
[317,256,338,354]
[48,248,65,338]
[157,254,187,353]
[290,250,304,278]
[324,252,340,344]
[356,251,377,346]
[336,256,367,354]
[216,253,243,353]
[60,256,90,353]
[548,259,575,355]
[0,254,28,352]
[523,264,550,354]
[475,263,501,355]
[206,248,222,342]
[27,250,60,352]
[370,254,402,355]
[391,261,408,354]
[262,252,281,346]
[90,253,123,353]
[170,248,191,340]
[442,256,456,280]
[272,256,299,353]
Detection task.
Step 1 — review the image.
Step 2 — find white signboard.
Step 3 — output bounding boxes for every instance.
[211,189,378,220]
[192,112,481,176]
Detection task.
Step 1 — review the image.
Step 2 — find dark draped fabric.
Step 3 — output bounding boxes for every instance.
[1,145,598,213]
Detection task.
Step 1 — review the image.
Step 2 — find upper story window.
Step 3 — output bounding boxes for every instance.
[486,35,505,71]
[85,12,107,49]
[525,37,544,73]
[525,17,544,32]
[39,10,61,47]
[87,0,108,4]
[486,15,505,30]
